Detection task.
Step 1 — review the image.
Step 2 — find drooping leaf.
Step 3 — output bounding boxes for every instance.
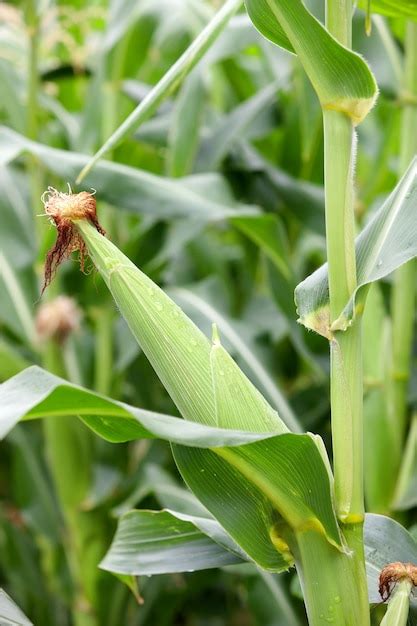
[196,83,279,171]
[0,127,257,223]
[0,365,282,448]
[245,0,378,124]
[364,513,417,604]
[173,444,294,572]
[99,510,244,576]
[296,158,417,337]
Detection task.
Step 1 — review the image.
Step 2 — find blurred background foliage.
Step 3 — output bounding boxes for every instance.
[0,0,415,624]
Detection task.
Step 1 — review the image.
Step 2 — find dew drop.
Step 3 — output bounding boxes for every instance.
[155,302,163,312]
[190,339,197,347]
[147,287,155,297]
[377,259,383,268]
[334,596,341,604]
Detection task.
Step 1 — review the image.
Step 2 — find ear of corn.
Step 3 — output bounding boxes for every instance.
[75,220,290,433]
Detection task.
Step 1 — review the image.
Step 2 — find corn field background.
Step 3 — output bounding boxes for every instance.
[0,0,417,625]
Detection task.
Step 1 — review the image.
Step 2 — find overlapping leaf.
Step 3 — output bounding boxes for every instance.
[245,0,378,124]
[173,433,342,570]
[296,158,417,337]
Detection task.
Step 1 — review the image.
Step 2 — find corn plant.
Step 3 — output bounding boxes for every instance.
[1,1,417,625]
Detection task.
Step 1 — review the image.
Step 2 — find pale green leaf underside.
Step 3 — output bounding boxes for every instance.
[245,0,378,123]
[0,589,33,626]
[296,158,417,337]
[359,0,417,20]
[0,127,257,222]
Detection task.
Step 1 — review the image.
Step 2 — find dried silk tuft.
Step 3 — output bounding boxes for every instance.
[40,186,105,293]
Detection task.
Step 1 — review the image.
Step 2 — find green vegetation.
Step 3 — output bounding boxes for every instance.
[0,1,417,625]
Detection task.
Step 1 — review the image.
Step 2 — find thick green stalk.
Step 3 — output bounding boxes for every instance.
[293,529,368,626]
[324,0,363,521]
[390,22,417,443]
[323,2,369,624]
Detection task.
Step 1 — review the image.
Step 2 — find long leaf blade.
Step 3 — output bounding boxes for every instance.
[76,0,243,182]
[0,366,285,447]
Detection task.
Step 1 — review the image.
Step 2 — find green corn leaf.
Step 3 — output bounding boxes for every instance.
[167,70,206,177]
[173,432,343,571]
[0,340,30,381]
[76,220,290,433]
[296,157,417,337]
[364,513,417,604]
[231,214,291,280]
[245,0,378,124]
[1,365,340,572]
[196,82,279,171]
[363,285,398,514]
[0,254,36,347]
[173,445,294,572]
[99,510,244,576]
[76,0,243,182]
[358,0,417,20]
[0,127,257,222]
[0,366,283,447]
